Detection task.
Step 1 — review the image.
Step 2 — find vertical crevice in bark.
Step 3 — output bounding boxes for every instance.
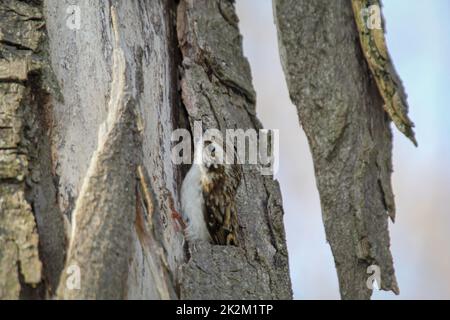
[23,72,66,299]
[273,0,399,299]
[170,0,192,216]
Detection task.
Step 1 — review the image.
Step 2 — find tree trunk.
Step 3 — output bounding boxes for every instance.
[274,0,399,299]
[0,0,292,300]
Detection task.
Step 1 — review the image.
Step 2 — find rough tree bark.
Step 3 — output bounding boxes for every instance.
[0,0,291,299]
[274,0,399,299]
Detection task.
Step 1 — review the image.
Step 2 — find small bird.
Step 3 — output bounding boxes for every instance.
[180,139,241,246]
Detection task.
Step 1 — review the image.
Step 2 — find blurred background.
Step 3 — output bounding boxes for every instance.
[235,0,450,299]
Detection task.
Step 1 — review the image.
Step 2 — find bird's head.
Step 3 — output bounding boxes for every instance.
[193,139,225,173]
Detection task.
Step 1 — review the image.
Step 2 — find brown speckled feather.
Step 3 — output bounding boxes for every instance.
[202,164,241,245]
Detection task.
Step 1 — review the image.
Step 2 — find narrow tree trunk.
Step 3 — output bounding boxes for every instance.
[1,0,292,299]
[274,0,399,299]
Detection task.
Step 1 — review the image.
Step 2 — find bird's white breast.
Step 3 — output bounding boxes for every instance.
[181,163,211,242]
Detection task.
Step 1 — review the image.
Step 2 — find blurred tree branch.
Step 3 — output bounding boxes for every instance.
[274,0,399,299]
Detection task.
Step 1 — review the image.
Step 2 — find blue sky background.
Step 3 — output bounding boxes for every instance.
[236,0,450,299]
